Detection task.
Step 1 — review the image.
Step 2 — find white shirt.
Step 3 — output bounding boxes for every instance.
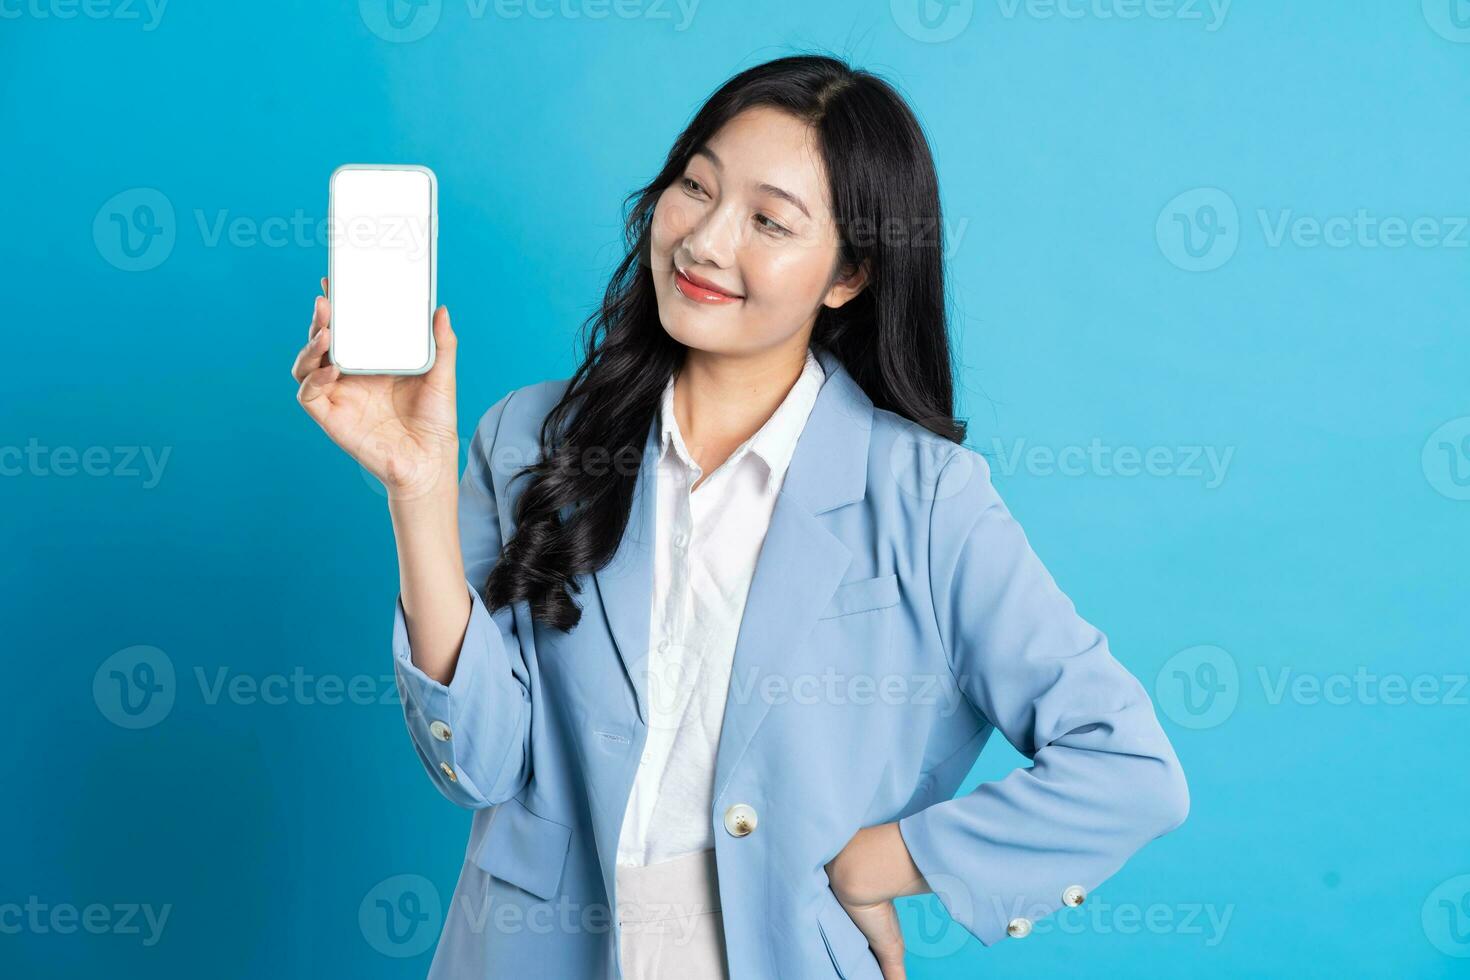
[614,348,827,868]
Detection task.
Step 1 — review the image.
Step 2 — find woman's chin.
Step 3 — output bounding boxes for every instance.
[659,311,734,350]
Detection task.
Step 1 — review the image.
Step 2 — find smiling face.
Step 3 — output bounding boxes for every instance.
[649,106,868,358]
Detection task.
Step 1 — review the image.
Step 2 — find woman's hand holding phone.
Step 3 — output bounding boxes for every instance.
[292,277,460,502]
[294,276,474,683]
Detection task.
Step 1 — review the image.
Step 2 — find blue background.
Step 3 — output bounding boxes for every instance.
[3,1,1468,976]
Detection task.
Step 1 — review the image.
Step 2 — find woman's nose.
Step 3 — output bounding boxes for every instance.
[684,204,742,269]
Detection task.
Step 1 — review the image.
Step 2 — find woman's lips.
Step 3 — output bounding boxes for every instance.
[673,266,743,304]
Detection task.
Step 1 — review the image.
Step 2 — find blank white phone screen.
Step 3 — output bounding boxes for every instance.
[331,168,434,373]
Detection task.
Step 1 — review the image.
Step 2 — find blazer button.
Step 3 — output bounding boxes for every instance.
[1006,916,1033,939]
[1062,885,1086,907]
[723,803,758,837]
[438,762,458,783]
[429,720,453,742]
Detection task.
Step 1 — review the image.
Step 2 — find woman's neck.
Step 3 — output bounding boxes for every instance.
[672,340,810,485]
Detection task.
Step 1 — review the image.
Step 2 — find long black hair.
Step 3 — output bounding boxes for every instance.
[485,53,965,631]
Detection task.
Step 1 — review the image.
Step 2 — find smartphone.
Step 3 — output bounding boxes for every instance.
[327,164,437,375]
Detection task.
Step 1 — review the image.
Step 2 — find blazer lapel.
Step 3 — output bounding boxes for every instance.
[591,413,660,726]
[711,347,872,800]
[591,347,875,783]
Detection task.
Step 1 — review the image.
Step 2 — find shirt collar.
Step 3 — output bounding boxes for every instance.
[658,347,827,494]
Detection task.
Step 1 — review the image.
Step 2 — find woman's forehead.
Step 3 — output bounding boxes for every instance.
[698,108,832,216]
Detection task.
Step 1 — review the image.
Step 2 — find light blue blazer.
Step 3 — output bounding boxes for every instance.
[391,346,1190,979]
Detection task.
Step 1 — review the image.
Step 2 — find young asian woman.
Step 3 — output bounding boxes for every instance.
[292,54,1189,980]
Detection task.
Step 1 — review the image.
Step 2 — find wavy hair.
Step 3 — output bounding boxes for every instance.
[485,53,965,630]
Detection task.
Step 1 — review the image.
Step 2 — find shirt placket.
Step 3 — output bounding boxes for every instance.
[639,452,700,781]
[660,455,698,707]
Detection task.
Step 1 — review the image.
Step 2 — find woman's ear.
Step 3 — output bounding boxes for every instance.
[823,257,871,310]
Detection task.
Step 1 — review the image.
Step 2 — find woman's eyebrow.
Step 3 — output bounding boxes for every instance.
[694,145,812,220]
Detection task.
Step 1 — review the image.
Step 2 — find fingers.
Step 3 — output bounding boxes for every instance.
[294,292,332,382]
[296,361,341,415]
[292,325,332,383]
[320,276,329,299]
[295,283,340,416]
[309,293,329,341]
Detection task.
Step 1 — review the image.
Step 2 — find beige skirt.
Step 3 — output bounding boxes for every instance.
[615,847,730,979]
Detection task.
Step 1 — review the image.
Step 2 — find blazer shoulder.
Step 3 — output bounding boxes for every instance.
[869,405,969,457]
[469,375,575,447]
[868,406,996,507]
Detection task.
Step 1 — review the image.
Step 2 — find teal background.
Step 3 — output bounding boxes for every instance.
[3,1,1468,977]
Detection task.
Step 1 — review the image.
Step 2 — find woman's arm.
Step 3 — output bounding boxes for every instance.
[292,283,534,809]
[390,390,536,809]
[885,446,1189,945]
[391,481,471,684]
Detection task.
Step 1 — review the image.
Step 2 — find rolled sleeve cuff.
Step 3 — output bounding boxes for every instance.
[899,806,1007,947]
[897,800,1087,948]
[392,579,485,704]
[391,579,525,806]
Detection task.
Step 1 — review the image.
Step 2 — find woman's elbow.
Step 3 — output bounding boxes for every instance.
[1151,751,1191,835]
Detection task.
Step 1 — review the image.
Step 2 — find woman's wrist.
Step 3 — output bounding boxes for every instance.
[382,454,460,508]
[390,480,463,583]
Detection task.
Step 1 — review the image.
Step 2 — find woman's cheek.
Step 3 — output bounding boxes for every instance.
[655,194,696,243]
[758,249,824,305]
[649,199,675,258]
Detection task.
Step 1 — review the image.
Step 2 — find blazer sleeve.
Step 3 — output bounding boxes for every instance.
[896,446,1190,946]
[390,388,534,810]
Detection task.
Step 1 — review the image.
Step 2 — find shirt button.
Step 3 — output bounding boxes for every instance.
[723,803,758,837]
[1062,885,1086,907]
[438,762,458,783]
[657,639,671,654]
[673,533,688,549]
[1006,916,1032,939]
[428,720,452,742]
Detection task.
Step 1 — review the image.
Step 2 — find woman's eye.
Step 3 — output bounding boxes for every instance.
[755,214,788,236]
[681,177,704,195]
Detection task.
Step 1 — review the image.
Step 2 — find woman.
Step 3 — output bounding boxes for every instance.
[292,54,1189,980]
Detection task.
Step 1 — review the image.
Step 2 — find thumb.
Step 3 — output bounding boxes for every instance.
[428,305,456,378]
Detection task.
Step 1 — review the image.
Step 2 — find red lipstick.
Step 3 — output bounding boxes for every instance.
[674,265,743,304]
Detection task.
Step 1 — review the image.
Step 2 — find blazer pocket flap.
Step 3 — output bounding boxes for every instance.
[474,797,573,901]
[819,574,900,619]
